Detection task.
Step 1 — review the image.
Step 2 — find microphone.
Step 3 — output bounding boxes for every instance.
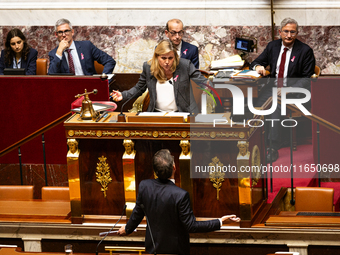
[95,204,127,255]
[140,204,156,255]
[117,83,147,122]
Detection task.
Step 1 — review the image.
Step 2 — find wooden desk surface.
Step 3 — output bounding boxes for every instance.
[0,200,71,222]
[265,211,340,228]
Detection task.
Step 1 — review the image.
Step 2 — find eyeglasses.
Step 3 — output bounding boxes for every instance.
[169,30,184,36]
[57,29,71,36]
[282,30,297,35]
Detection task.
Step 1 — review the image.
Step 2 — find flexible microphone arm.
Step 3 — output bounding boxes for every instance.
[140,204,156,255]
[95,204,127,255]
[118,84,148,122]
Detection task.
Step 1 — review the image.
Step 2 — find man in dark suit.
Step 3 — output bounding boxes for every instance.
[118,149,240,255]
[165,19,199,69]
[249,17,315,162]
[48,18,116,75]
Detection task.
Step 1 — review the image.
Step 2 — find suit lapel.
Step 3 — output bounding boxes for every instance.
[288,40,301,76]
[272,40,282,74]
[172,69,180,100]
[75,41,86,73]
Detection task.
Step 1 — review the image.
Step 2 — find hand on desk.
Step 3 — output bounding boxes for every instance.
[110,90,123,101]
[221,214,241,224]
[255,65,268,76]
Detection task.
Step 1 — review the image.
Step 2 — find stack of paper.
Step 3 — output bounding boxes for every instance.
[211,55,244,70]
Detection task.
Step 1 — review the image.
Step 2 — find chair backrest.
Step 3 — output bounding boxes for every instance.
[295,187,334,212]
[41,186,70,201]
[314,65,321,76]
[94,61,104,74]
[0,185,34,200]
[36,58,48,75]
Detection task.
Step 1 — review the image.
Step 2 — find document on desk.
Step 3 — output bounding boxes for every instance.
[138,112,190,118]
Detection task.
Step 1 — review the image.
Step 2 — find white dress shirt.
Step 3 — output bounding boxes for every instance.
[56,41,84,75]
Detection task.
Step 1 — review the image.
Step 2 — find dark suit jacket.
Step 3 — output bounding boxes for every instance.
[249,39,315,89]
[0,48,38,75]
[125,179,221,255]
[48,41,116,75]
[181,40,199,69]
[121,58,207,113]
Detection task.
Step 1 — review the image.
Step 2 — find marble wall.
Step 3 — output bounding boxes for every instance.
[1,24,340,74]
[1,0,340,73]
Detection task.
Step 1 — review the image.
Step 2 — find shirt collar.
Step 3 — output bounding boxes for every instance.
[68,41,76,50]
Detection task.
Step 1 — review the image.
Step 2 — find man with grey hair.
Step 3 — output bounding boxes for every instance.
[48,18,116,75]
[249,17,315,162]
[118,149,240,255]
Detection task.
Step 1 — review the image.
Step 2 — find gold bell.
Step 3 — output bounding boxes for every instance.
[75,89,99,120]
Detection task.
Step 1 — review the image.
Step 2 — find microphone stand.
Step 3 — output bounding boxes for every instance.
[117,84,147,122]
[140,204,156,255]
[95,205,127,255]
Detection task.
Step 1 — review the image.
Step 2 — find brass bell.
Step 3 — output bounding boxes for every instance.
[75,89,99,120]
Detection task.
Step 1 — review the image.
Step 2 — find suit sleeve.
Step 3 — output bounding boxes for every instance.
[25,49,38,75]
[90,42,116,74]
[125,183,145,234]
[0,50,5,75]
[178,192,220,233]
[48,49,63,74]
[121,62,148,100]
[191,46,199,69]
[189,61,211,89]
[249,44,270,70]
[291,47,315,89]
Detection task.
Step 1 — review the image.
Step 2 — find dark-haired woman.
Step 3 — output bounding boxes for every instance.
[0,28,38,75]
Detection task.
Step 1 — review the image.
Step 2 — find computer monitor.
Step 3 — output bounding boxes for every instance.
[235,37,254,52]
[3,68,26,75]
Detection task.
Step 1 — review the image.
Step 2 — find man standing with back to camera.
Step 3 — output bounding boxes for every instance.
[48,18,116,75]
[249,17,315,162]
[118,149,240,255]
[165,19,200,69]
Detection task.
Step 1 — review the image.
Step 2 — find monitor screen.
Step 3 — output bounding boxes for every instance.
[235,38,253,52]
[4,68,26,75]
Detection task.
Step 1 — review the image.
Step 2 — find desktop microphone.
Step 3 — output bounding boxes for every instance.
[95,204,127,255]
[140,204,156,255]
[117,83,147,122]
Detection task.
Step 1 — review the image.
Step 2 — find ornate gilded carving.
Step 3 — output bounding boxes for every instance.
[251,145,261,186]
[123,139,136,157]
[67,139,79,157]
[96,156,112,198]
[68,129,251,140]
[179,140,190,156]
[237,141,250,158]
[209,157,225,201]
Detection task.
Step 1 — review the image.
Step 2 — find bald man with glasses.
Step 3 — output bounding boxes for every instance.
[48,18,116,75]
[165,19,200,69]
[249,17,315,162]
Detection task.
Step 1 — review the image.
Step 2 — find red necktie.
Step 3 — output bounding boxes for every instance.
[277,47,288,87]
[66,49,75,74]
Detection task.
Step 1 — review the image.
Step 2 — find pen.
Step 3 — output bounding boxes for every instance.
[102,113,111,122]
[96,112,108,122]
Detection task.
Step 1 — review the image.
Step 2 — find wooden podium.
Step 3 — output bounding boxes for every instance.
[64,112,266,227]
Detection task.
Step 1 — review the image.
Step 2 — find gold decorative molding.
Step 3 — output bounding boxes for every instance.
[67,129,249,140]
[96,156,112,198]
[251,145,261,186]
[209,157,225,201]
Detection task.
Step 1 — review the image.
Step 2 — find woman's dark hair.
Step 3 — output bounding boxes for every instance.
[4,28,31,66]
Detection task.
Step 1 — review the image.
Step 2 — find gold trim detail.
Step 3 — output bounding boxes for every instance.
[251,145,261,186]
[96,156,112,198]
[68,130,247,140]
[209,157,225,201]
